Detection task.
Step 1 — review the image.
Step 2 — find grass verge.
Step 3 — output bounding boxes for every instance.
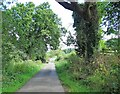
[55,60,91,92]
[55,53,119,93]
[2,60,45,92]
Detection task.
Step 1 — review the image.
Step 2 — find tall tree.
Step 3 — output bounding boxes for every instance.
[55,0,99,63]
[2,2,61,62]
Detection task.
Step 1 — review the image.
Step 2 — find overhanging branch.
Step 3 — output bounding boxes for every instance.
[55,0,74,11]
[71,2,83,16]
[55,0,84,16]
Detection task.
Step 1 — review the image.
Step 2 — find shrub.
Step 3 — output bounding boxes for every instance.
[55,51,119,93]
[35,60,42,64]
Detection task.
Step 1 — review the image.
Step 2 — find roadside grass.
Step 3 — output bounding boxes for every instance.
[2,60,45,92]
[55,52,119,93]
[55,60,92,92]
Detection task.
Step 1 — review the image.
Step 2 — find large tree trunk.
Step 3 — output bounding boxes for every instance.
[55,0,99,63]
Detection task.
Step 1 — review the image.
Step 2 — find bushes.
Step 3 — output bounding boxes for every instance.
[67,52,79,63]
[46,49,67,62]
[93,54,119,92]
[13,60,38,74]
[35,60,42,64]
[55,51,119,93]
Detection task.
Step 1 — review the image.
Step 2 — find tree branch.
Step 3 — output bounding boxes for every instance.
[71,2,83,16]
[55,0,74,11]
[55,0,84,16]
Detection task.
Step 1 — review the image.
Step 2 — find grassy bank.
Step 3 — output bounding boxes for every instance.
[56,60,92,92]
[2,60,45,92]
[55,52,119,93]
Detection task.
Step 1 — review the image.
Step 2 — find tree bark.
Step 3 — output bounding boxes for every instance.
[55,0,99,63]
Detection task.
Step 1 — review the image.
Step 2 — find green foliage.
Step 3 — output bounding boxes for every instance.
[63,48,75,54]
[2,1,62,92]
[2,2,61,62]
[97,2,119,35]
[45,49,66,62]
[55,51,119,93]
[103,2,119,34]
[67,52,79,63]
[106,38,119,52]
[35,60,42,64]
[2,60,44,92]
[99,39,107,51]
[55,57,91,92]
[97,2,120,53]
[2,42,23,67]
[66,31,76,46]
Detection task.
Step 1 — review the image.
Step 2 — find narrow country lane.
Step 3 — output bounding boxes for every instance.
[17,60,64,92]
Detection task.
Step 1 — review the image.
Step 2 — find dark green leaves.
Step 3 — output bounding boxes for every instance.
[2,2,61,62]
[102,2,120,35]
